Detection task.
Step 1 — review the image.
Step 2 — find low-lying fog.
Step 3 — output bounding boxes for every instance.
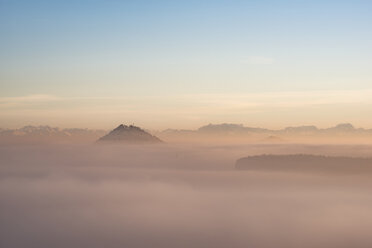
[1,143,372,248]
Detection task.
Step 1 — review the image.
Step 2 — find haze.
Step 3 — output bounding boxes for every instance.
[2,143,372,248]
[1,1,372,248]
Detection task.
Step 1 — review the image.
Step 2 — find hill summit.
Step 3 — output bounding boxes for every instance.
[97,124,163,144]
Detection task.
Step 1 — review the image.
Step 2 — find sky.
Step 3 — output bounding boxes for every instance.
[1,0,371,129]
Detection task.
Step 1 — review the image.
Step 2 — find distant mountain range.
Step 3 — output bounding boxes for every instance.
[162,123,372,135]
[0,123,371,144]
[0,125,106,144]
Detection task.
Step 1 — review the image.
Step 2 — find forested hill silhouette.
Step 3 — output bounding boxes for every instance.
[97,124,163,144]
[235,154,372,174]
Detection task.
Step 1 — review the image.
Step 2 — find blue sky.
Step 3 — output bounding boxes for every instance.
[1,0,371,128]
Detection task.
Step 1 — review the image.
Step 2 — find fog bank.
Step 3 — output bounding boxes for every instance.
[1,144,372,248]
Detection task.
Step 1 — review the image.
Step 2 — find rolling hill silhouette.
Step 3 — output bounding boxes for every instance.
[236,154,372,173]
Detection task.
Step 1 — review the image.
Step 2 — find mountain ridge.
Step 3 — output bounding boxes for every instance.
[1,123,371,144]
[161,122,372,135]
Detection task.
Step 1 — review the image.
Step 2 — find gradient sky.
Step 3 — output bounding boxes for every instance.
[1,0,372,129]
